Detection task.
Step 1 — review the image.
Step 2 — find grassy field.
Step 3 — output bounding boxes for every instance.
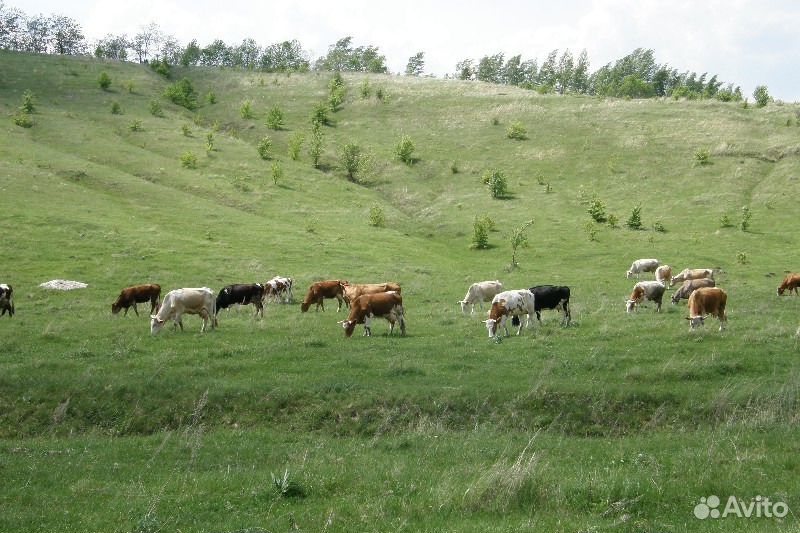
[1,50,799,532]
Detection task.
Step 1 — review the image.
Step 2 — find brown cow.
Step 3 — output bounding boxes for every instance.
[777,273,800,296]
[300,280,347,312]
[686,287,727,331]
[625,281,665,313]
[112,284,161,316]
[341,282,401,307]
[338,291,405,337]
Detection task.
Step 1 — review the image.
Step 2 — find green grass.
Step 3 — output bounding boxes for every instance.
[1,50,799,531]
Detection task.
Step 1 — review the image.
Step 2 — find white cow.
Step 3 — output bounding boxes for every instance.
[670,268,714,288]
[654,265,672,286]
[459,280,504,314]
[482,289,536,337]
[626,259,660,279]
[150,287,217,335]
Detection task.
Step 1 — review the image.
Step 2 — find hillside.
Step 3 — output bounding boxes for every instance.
[1,51,799,532]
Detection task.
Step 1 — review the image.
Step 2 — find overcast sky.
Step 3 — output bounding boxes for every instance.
[14,0,800,101]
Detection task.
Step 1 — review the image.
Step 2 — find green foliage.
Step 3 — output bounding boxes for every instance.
[128,119,142,132]
[164,78,198,110]
[607,213,619,228]
[287,131,304,160]
[369,205,386,227]
[506,121,527,140]
[587,196,607,223]
[740,205,752,231]
[626,205,643,230]
[311,101,330,127]
[450,160,459,174]
[483,169,508,199]
[240,100,254,119]
[653,220,666,233]
[719,213,732,228]
[13,113,34,128]
[753,85,770,108]
[271,161,283,185]
[110,101,122,115]
[395,134,415,164]
[150,57,170,77]
[694,147,710,165]
[339,142,363,181]
[375,87,386,102]
[405,52,425,76]
[257,136,272,160]
[20,90,35,113]
[265,104,284,130]
[205,91,217,104]
[471,216,491,249]
[508,219,534,269]
[122,80,135,94]
[148,99,163,117]
[736,251,748,264]
[309,127,324,168]
[98,71,111,90]
[205,132,214,152]
[181,124,192,137]
[271,469,305,499]
[584,220,598,241]
[360,79,371,99]
[329,85,345,112]
[180,151,198,169]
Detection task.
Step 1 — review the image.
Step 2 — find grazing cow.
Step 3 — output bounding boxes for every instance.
[300,280,347,312]
[626,281,666,313]
[777,273,800,296]
[111,284,161,317]
[458,280,503,314]
[150,287,217,335]
[338,291,405,337]
[264,276,294,303]
[655,265,672,286]
[686,287,728,331]
[671,278,716,304]
[482,289,536,337]
[626,258,659,279]
[342,282,402,307]
[216,283,265,318]
[670,268,714,287]
[0,283,14,318]
[528,285,571,325]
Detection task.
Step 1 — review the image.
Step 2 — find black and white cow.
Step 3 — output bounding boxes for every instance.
[216,283,266,318]
[0,283,14,317]
[512,285,571,326]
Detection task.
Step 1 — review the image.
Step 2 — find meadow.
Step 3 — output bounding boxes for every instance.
[0,50,799,532]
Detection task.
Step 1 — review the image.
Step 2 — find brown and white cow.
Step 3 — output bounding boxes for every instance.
[482,289,536,337]
[342,282,401,308]
[655,265,672,286]
[686,287,727,331]
[111,284,161,316]
[671,278,716,304]
[777,273,800,296]
[0,283,14,318]
[300,280,347,312]
[338,291,405,337]
[458,280,504,314]
[626,258,659,279]
[264,276,294,303]
[626,281,666,313]
[670,268,714,287]
[150,287,217,335]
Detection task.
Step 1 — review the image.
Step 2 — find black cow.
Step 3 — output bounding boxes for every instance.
[512,285,571,326]
[0,283,14,317]
[216,283,266,318]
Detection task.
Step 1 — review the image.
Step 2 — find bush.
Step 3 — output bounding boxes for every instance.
[395,134,415,164]
[360,79,371,99]
[584,221,598,241]
[375,87,386,102]
[122,80,135,94]
[506,121,527,140]
[607,213,619,228]
[181,124,192,137]
[450,160,459,174]
[287,132,304,160]
[20,90,35,113]
[339,142,362,181]
[719,213,732,228]
[626,205,643,230]
[128,119,142,132]
[257,136,272,160]
[240,100,254,119]
[164,78,198,110]
[206,91,217,104]
[369,206,386,227]
[180,151,198,169]
[98,71,111,90]
[271,162,283,185]
[309,128,324,168]
[753,85,770,108]
[13,113,33,128]
[740,206,752,231]
[471,216,490,249]
[736,251,748,264]
[653,220,666,233]
[110,101,122,115]
[483,169,508,199]
[587,196,607,223]
[149,99,163,117]
[266,105,284,130]
[329,85,345,112]
[694,148,710,165]
[205,132,214,152]
[311,102,329,127]
[150,58,170,77]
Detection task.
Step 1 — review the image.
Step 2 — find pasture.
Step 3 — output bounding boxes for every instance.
[1,50,799,531]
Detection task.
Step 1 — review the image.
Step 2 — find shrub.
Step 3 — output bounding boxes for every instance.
[181,124,192,137]
[287,132,304,160]
[257,136,272,160]
[753,85,770,108]
[149,99,163,117]
[587,196,607,223]
[508,220,534,269]
[150,58,170,77]
[375,87,386,102]
[339,142,362,181]
[205,91,217,104]
[360,79,371,99]
[205,132,214,152]
[492,117,500,126]
[483,169,508,199]
[271,162,283,185]
[128,119,142,132]
[240,100,254,119]
[584,221,598,241]
[626,205,643,230]
[736,251,748,264]
[266,105,284,130]
[13,113,33,128]
[477,214,496,232]
[329,85,345,112]
[311,102,329,127]
[164,78,198,110]
[369,205,386,227]
[309,128,324,168]
[471,217,490,249]
[740,206,752,231]
[694,148,710,165]
[395,134,415,164]
[180,151,198,169]
[98,71,111,90]
[506,121,527,140]
[653,220,666,233]
[719,213,732,228]
[607,213,619,228]
[122,80,135,93]
[110,101,122,115]
[271,469,305,499]
[20,90,35,113]
[450,160,459,174]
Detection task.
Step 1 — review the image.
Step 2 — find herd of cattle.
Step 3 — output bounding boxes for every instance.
[1,266,800,337]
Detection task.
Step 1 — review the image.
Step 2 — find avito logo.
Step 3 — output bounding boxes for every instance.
[694,495,788,520]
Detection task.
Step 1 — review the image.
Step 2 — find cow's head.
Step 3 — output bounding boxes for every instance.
[671,292,681,305]
[458,300,469,314]
[300,301,311,312]
[625,299,637,313]
[626,270,633,279]
[338,319,357,337]
[111,302,122,314]
[777,286,785,296]
[685,315,708,330]
[150,315,166,335]
[482,318,499,337]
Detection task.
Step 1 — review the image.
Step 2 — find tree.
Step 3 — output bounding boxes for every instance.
[538,49,559,89]
[477,53,504,83]
[455,59,475,80]
[180,39,201,66]
[555,49,574,94]
[131,22,161,63]
[157,34,181,64]
[753,85,770,107]
[49,14,84,55]
[234,38,260,69]
[95,34,129,61]
[23,13,50,53]
[405,52,424,76]
[502,55,524,86]
[570,49,590,93]
[339,142,362,181]
[0,3,26,50]
[201,39,231,67]
[509,220,534,269]
[260,39,309,72]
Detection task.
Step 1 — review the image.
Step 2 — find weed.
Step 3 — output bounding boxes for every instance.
[271,161,283,185]
[129,119,143,132]
[180,151,198,169]
[149,99,163,117]
[240,100,254,119]
[257,136,272,160]
[369,205,386,227]
[110,101,122,115]
[506,121,527,140]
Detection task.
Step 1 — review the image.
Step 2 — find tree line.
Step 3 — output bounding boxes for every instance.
[0,2,747,101]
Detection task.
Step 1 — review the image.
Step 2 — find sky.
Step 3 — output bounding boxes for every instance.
[14,0,800,101]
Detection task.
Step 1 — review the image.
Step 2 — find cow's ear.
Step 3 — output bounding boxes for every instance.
[684,317,691,321]
[150,315,157,319]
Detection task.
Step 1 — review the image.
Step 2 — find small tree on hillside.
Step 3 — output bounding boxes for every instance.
[309,127,324,168]
[753,85,770,108]
[339,142,362,181]
[266,105,284,130]
[508,219,534,269]
[98,71,111,90]
[626,205,643,230]
[405,52,425,76]
[395,134,415,164]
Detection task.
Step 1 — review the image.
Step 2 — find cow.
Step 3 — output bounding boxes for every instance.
[626,258,659,279]
[111,284,161,317]
[482,289,536,338]
[686,287,728,331]
[0,283,14,318]
[458,280,503,314]
[264,276,294,303]
[338,291,405,337]
[342,282,402,308]
[216,283,265,318]
[655,265,672,286]
[670,268,714,287]
[300,280,347,312]
[150,287,217,335]
[527,285,571,325]
[626,281,666,313]
[777,273,800,296]
[671,278,716,304]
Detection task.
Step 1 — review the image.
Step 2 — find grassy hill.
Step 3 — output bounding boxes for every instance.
[1,50,799,532]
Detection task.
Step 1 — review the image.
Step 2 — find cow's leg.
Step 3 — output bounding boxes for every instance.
[336,296,343,312]
[199,309,209,332]
[536,309,542,322]
[655,297,662,313]
[132,303,139,317]
[255,301,263,319]
[123,306,129,316]
[363,315,372,336]
[563,301,571,326]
